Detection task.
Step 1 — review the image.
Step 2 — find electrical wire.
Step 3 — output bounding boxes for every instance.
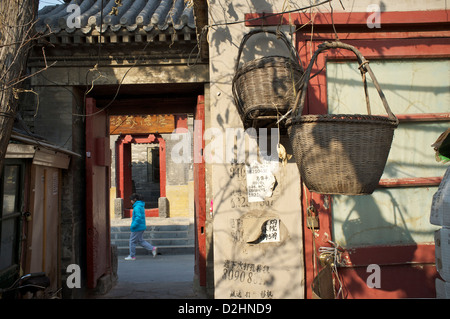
[318,240,344,298]
[31,0,344,126]
[208,0,335,28]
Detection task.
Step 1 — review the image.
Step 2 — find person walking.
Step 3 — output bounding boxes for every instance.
[124,193,158,260]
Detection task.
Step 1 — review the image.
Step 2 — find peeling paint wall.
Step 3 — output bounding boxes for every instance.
[208,0,448,299]
[328,59,449,246]
[208,1,305,299]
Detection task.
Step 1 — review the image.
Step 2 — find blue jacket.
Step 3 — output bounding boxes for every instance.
[130,200,146,232]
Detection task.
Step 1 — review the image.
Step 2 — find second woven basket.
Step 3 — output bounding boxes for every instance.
[286,41,399,195]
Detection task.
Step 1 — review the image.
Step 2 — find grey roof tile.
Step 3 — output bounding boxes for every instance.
[36,0,196,34]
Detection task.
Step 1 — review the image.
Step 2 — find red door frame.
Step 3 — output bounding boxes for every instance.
[85,97,111,289]
[300,38,448,298]
[115,134,166,218]
[194,95,207,286]
[246,9,450,298]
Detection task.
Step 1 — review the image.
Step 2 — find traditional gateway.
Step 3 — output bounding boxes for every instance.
[2,0,448,299]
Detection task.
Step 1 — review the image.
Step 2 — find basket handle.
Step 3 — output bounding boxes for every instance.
[234,29,303,73]
[290,41,398,123]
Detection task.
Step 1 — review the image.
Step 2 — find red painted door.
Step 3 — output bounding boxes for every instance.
[294,21,449,299]
[246,8,450,299]
[85,97,111,289]
[194,95,206,286]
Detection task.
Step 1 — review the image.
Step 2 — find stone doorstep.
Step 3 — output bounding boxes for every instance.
[110,217,193,226]
[111,224,191,232]
[116,245,195,256]
[111,230,190,239]
[110,217,194,255]
[112,237,192,248]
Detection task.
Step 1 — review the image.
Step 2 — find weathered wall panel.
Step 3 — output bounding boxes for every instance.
[208,0,305,297]
[328,59,449,246]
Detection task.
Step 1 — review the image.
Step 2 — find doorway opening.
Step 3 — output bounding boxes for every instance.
[139,144,160,209]
[85,86,207,295]
[113,133,166,217]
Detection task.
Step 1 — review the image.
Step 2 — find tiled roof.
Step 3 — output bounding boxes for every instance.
[36,0,196,34]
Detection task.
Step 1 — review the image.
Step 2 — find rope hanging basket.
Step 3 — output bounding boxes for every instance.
[286,41,399,195]
[232,30,304,129]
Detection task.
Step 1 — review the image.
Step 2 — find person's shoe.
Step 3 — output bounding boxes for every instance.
[152,247,158,258]
[124,256,135,261]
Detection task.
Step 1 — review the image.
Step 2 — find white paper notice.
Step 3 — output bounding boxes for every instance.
[245,160,276,203]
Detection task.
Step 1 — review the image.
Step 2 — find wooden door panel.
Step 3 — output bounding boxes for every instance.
[85,98,111,289]
[194,95,206,286]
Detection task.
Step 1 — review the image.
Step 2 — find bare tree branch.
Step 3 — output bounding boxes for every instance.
[0,0,39,177]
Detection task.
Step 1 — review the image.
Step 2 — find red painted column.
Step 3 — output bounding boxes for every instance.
[194,95,206,286]
[157,136,166,198]
[85,97,111,289]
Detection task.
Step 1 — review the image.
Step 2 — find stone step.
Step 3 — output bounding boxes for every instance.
[111,230,189,240]
[111,237,191,247]
[111,217,194,256]
[116,245,194,256]
[111,224,190,233]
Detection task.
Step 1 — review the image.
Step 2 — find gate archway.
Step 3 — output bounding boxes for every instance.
[115,134,166,217]
[85,94,207,291]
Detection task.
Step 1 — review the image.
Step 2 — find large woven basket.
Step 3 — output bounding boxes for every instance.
[286,41,399,195]
[232,30,304,129]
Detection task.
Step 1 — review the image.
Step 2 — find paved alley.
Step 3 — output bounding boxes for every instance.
[93,254,207,299]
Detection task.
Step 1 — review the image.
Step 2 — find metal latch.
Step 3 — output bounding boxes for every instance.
[306,205,319,229]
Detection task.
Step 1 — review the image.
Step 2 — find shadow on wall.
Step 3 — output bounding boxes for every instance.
[341,193,414,248]
[336,191,437,298]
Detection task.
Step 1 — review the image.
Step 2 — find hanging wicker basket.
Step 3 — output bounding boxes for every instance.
[232,30,304,129]
[286,41,399,195]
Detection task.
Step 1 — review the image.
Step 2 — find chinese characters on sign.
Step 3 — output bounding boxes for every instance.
[222,259,274,298]
[229,163,276,209]
[245,160,276,203]
[230,217,281,244]
[259,219,280,243]
[109,114,175,134]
